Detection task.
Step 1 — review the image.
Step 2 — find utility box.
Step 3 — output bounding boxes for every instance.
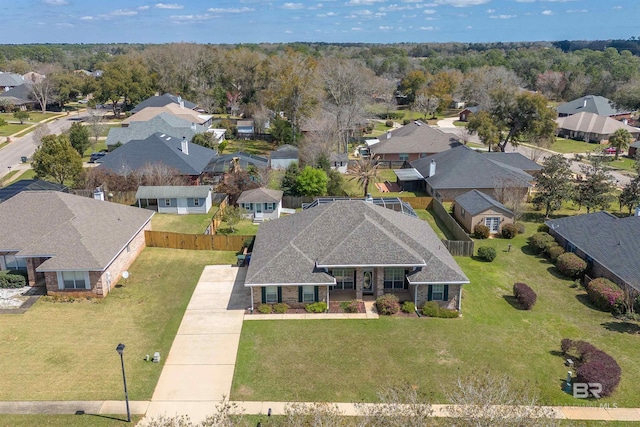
[152,352,161,363]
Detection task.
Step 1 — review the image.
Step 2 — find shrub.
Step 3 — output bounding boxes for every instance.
[257,304,272,314]
[401,301,416,314]
[376,294,400,315]
[378,112,404,120]
[586,278,624,313]
[528,232,555,254]
[477,246,497,262]
[556,253,587,278]
[515,223,526,234]
[513,282,537,310]
[501,223,518,239]
[561,339,621,397]
[402,119,411,125]
[547,245,565,263]
[273,303,289,314]
[384,120,394,128]
[544,241,559,254]
[0,272,26,288]
[340,300,359,313]
[438,308,460,318]
[421,301,459,318]
[473,224,490,239]
[537,224,550,233]
[305,301,328,313]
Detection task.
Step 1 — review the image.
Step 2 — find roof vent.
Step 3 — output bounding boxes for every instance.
[93,187,105,201]
[415,121,422,126]
[386,130,392,139]
[159,134,166,138]
[365,194,373,203]
[429,159,436,177]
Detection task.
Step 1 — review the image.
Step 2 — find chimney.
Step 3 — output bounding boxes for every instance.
[583,98,587,108]
[93,187,105,201]
[191,122,196,131]
[181,136,189,155]
[386,130,392,140]
[429,159,436,177]
[365,194,373,203]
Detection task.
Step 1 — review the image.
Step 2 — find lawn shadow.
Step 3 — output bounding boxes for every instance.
[76,412,128,422]
[574,293,602,312]
[546,266,568,280]
[519,245,538,256]
[228,266,250,310]
[601,321,640,335]
[503,295,524,310]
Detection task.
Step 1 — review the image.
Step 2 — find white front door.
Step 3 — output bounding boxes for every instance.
[484,217,500,233]
[177,198,188,214]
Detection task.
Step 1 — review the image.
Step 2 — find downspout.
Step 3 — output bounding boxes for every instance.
[458,286,462,311]
[326,285,330,313]
[250,287,254,313]
[414,284,417,308]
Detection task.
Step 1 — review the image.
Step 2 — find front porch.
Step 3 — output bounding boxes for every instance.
[329,289,411,302]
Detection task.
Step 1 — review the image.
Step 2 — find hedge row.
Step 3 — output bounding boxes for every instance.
[0,272,26,289]
[560,339,621,398]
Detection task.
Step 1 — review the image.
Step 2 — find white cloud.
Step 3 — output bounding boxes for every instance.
[486,8,495,13]
[566,9,587,13]
[542,9,553,15]
[318,11,338,16]
[379,25,393,30]
[612,5,622,9]
[285,30,293,33]
[282,2,305,9]
[111,9,138,16]
[155,3,184,9]
[42,0,68,5]
[379,4,413,11]
[435,0,489,6]
[420,26,438,30]
[489,14,516,19]
[138,6,150,10]
[170,14,216,21]
[56,22,74,27]
[80,16,94,20]
[351,27,363,30]
[423,9,436,13]
[346,0,385,5]
[207,7,255,13]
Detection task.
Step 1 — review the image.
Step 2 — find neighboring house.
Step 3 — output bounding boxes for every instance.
[237,120,255,138]
[97,133,217,183]
[0,84,37,110]
[458,106,482,122]
[453,190,515,234]
[396,145,539,201]
[245,200,469,311]
[330,152,349,173]
[209,128,227,144]
[121,104,212,128]
[106,112,208,149]
[131,93,197,113]
[269,145,299,170]
[0,179,68,203]
[368,121,461,162]
[0,191,153,297]
[546,212,640,294]
[556,95,631,120]
[629,140,640,158]
[556,112,640,144]
[135,185,212,214]
[204,152,269,175]
[0,71,25,92]
[237,188,283,221]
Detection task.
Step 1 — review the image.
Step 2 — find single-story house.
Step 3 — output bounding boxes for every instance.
[458,106,482,122]
[396,145,539,201]
[556,112,640,144]
[106,112,208,149]
[237,187,283,221]
[454,190,515,234]
[546,212,640,294]
[368,120,461,162]
[0,84,38,110]
[135,185,212,214]
[270,145,299,170]
[121,104,212,128]
[0,179,68,203]
[0,191,153,297]
[97,133,218,184]
[131,93,198,114]
[204,152,269,175]
[330,152,349,174]
[0,71,25,92]
[245,200,470,310]
[556,95,631,120]
[629,140,640,158]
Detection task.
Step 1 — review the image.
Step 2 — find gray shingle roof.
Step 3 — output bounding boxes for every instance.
[0,72,25,87]
[204,152,268,174]
[131,93,197,113]
[630,140,640,149]
[546,212,640,291]
[0,191,153,271]
[135,185,211,200]
[370,121,462,155]
[454,190,514,217]
[106,113,207,147]
[483,152,543,172]
[411,145,533,190]
[245,200,469,287]
[237,188,283,204]
[0,83,32,103]
[556,112,640,136]
[0,179,67,203]
[270,148,299,160]
[97,133,217,176]
[556,95,628,117]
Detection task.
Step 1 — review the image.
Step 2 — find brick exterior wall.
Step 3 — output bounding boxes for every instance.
[251,285,328,309]
[454,205,514,234]
[410,283,461,310]
[374,267,384,298]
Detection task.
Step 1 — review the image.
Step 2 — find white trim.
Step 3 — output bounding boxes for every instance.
[245,281,335,287]
[56,270,90,290]
[317,262,425,268]
[407,280,470,285]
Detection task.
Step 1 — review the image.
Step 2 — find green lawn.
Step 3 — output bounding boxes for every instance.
[14,169,36,181]
[604,156,638,174]
[231,222,640,407]
[217,218,259,235]
[342,169,428,198]
[0,248,235,401]
[151,212,214,234]
[223,139,275,156]
[0,123,30,137]
[415,209,455,240]
[550,137,600,154]
[0,414,142,427]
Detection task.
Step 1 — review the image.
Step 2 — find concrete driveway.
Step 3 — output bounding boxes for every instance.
[146,265,249,423]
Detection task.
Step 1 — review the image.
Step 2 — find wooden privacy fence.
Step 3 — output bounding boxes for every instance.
[145,230,253,252]
[400,196,433,210]
[442,240,475,257]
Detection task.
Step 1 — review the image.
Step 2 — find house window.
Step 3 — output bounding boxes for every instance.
[61,271,88,290]
[566,242,576,253]
[431,284,445,301]
[384,268,405,289]
[302,285,315,303]
[332,268,354,290]
[265,203,273,211]
[461,208,465,218]
[164,199,171,207]
[484,217,500,233]
[2,255,27,271]
[194,198,200,206]
[265,286,278,303]
[399,153,409,161]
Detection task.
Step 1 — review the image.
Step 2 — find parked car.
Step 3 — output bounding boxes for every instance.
[89,152,107,163]
[605,147,617,154]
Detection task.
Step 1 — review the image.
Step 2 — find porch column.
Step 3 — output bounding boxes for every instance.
[457,285,463,311]
[326,285,330,308]
[250,287,254,310]
[355,268,363,299]
[374,267,384,298]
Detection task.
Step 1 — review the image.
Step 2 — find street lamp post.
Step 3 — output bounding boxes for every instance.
[115,343,131,423]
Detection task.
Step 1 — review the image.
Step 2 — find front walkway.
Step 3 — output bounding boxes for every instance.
[145,265,248,423]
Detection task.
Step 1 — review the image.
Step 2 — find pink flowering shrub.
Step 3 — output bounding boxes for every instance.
[586,278,625,313]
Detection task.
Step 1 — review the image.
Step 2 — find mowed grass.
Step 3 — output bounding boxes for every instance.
[223,139,275,156]
[343,169,428,198]
[151,211,214,234]
[0,414,142,427]
[551,137,600,154]
[217,219,259,235]
[0,123,30,136]
[0,248,236,401]
[231,224,640,407]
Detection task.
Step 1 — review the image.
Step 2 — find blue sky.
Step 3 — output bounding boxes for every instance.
[1,0,637,44]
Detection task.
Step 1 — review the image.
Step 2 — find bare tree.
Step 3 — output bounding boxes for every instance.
[461,66,522,110]
[493,177,528,222]
[27,70,56,113]
[137,163,189,187]
[413,93,440,119]
[31,123,51,147]
[299,110,340,167]
[86,110,107,151]
[355,385,435,427]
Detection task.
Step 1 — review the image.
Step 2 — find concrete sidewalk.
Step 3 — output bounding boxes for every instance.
[0,400,149,415]
[145,265,248,423]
